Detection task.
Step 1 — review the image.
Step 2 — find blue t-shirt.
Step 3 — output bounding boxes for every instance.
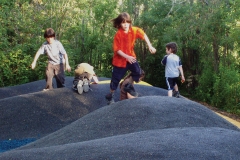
[37,40,66,65]
[161,53,182,77]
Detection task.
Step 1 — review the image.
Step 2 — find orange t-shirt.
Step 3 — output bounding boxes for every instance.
[112,26,145,67]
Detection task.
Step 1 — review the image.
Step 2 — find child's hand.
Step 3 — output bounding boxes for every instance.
[149,46,156,54]
[126,55,136,64]
[181,76,185,83]
[66,65,71,72]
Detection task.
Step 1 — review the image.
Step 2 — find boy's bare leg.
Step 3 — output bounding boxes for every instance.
[174,84,178,92]
[168,90,173,97]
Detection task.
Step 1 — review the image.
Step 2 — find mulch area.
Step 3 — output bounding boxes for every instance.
[195,101,240,122]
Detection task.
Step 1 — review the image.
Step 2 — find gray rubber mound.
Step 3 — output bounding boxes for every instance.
[1,127,240,160]
[15,96,239,150]
[0,77,166,140]
[0,77,109,100]
[0,77,240,159]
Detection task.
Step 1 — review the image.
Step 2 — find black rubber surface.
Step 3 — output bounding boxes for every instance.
[0,77,239,159]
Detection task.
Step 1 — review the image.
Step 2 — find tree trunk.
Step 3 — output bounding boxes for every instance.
[212,36,219,73]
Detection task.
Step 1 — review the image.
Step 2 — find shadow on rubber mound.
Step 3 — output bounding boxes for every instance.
[1,127,240,160]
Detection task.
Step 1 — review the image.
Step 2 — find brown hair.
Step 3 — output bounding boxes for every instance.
[112,12,132,29]
[44,28,55,38]
[165,42,178,54]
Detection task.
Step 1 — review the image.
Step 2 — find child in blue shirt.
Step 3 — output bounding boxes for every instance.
[161,42,185,97]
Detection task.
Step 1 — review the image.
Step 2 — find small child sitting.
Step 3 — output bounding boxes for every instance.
[72,63,99,94]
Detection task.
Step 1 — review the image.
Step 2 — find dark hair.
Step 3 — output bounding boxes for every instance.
[112,12,132,29]
[44,28,55,38]
[165,42,178,54]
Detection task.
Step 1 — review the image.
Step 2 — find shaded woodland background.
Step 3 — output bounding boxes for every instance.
[0,0,240,115]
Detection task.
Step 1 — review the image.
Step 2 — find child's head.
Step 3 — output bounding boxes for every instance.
[44,28,55,44]
[165,42,178,54]
[44,28,55,38]
[112,12,132,29]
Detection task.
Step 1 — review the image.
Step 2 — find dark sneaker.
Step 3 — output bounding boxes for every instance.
[105,93,115,105]
[173,90,180,98]
[72,82,78,91]
[72,85,77,91]
[83,78,89,92]
[124,83,138,97]
[175,91,180,98]
[77,80,83,94]
[172,90,177,97]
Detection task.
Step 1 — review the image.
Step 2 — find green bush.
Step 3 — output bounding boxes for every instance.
[212,63,240,115]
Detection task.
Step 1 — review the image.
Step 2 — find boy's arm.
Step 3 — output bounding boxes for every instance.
[178,66,185,81]
[117,50,136,64]
[31,52,41,69]
[63,53,71,72]
[144,34,156,54]
[92,75,99,84]
[161,55,168,66]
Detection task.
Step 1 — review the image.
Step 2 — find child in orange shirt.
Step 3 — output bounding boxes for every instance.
[105,12,156,105]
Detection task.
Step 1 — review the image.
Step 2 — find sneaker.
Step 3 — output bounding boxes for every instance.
[172,90,177,97]
[175,91,180,98]
[72,78,79,91]
[83,78,89,92]
[72,85,77,91]
[43,89,49,91]
[105,93,115,105]
[77,80,83,94]
[173,90,180,98]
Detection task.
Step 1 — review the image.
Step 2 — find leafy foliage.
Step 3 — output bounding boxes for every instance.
[1,0,240,115]
[212,62,240,114]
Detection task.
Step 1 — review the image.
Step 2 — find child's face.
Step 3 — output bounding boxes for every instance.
[165,47,172,54]
[46,37,55,44]
[121,21,130,32]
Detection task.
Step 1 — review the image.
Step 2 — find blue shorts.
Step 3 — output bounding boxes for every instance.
[166,77,178,90]
[110,62,141,91]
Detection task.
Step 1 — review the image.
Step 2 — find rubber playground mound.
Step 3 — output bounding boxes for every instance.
[0,77,240,160]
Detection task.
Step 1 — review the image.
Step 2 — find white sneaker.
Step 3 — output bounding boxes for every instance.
[77,80,83,94]
[83,78,89,92]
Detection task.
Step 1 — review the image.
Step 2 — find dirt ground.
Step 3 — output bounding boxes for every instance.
[197,101,240,123]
